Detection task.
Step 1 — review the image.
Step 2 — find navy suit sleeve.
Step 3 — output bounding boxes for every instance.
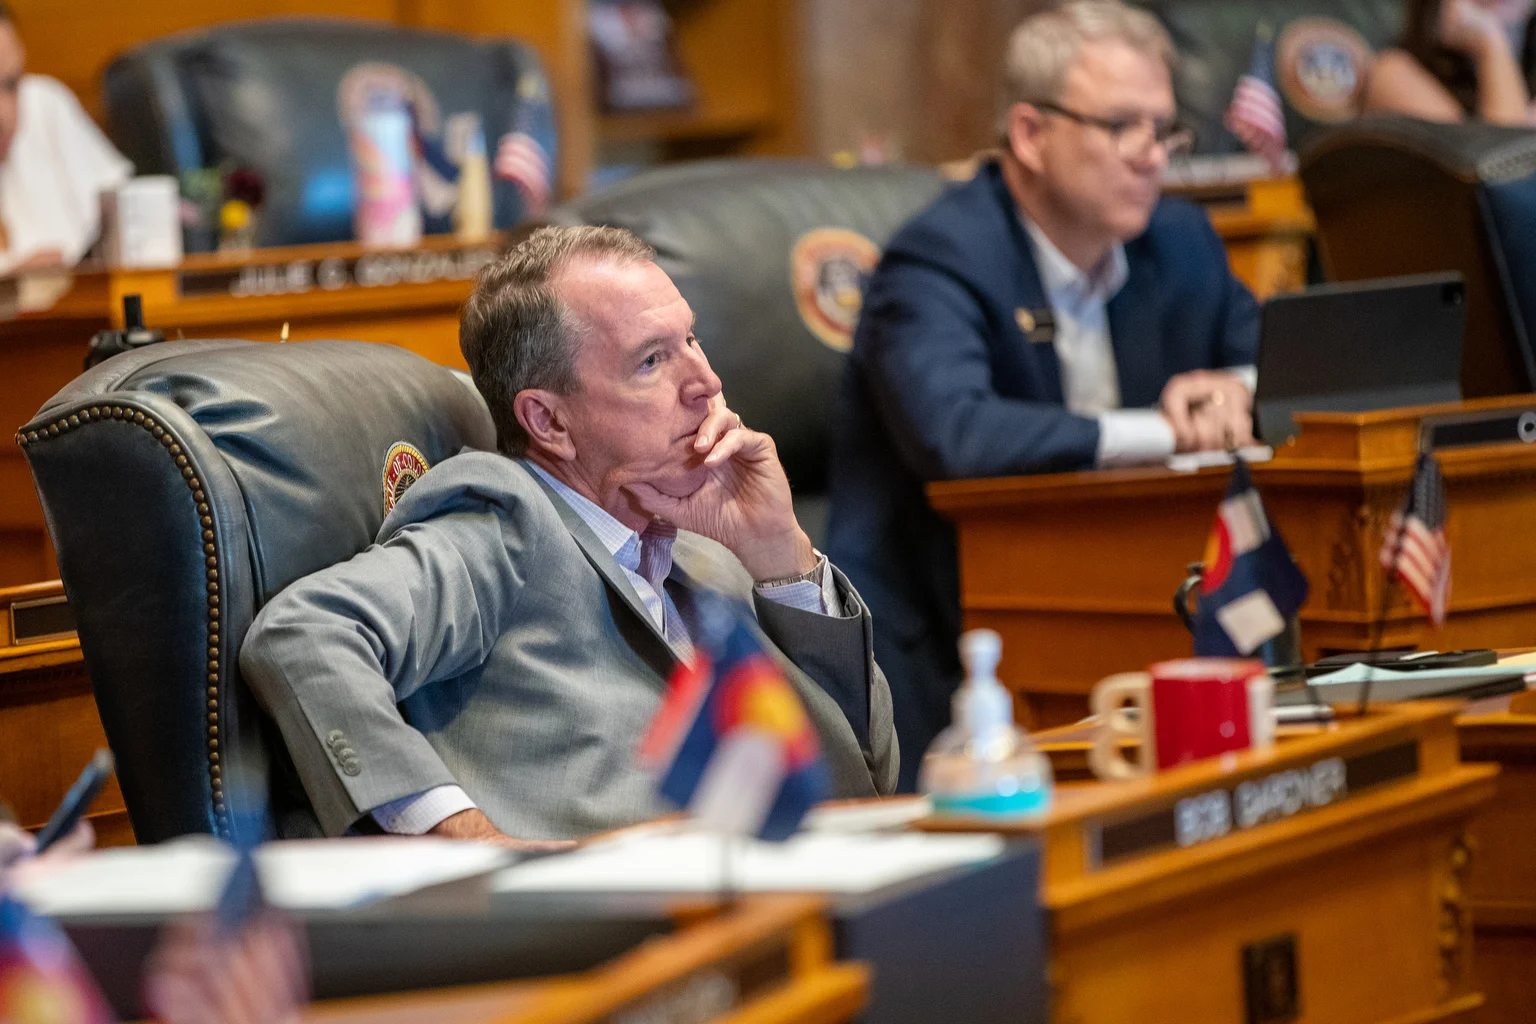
[854,259,1101,482]
[1200,216,1261,369]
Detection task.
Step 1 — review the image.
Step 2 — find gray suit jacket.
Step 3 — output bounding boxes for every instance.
[240,452,899,839]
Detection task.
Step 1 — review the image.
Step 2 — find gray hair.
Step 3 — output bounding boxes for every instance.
[998,1,1175,134]
[460,225,657,457]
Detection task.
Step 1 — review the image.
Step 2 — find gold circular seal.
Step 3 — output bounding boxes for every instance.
[789,227,881,353]
[383,441,430,513]
[1276,18,1373,124]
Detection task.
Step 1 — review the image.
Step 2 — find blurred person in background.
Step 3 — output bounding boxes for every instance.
[1367,0,1536,124]
[827,0,1259,789]
[0,2,133,275]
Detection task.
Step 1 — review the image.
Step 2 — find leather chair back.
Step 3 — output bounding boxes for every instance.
[554,159,945,543]
[1139,0,1405,154]
[1301,116,1536,398]
[103,18,557,248]
[19,340,495,843]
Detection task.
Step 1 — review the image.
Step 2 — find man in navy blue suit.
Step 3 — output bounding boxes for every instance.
[827,0,1261,790]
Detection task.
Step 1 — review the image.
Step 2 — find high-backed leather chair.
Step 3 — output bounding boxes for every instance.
[1301,116,1536,398]
[553,159,946,544]
[18,340,494,843]
[103,18,557,248]
[1138,0,1404,153]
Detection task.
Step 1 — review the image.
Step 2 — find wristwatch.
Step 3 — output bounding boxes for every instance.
[754,555,826,590]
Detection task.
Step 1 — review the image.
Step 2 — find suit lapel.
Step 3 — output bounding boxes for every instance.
[1107,254,1166,408]
[1011,241,1066,404]
[520,462,678,668]
[990,168,1066,404]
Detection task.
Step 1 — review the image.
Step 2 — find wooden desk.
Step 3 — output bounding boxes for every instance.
[0,580,132,846]
[1031,690,1536,1024]
[924,702,1497,1024]
[1456,697,1536,1024]
[929,394,1536,728]
[1,236,499,587]
[140,895,860,1024]
[1197,175,1315,301]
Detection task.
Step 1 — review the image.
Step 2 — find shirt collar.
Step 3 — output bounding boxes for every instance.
[525,461,641,568]
[1021,216,1129,304]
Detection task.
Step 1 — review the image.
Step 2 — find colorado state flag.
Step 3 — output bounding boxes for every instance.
[639,596,829,841]
[1194,456,1309,657]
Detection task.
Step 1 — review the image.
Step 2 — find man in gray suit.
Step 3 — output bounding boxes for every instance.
[241,226,899,847]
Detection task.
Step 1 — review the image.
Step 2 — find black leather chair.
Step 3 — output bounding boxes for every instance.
[1138,0,1405,154]
[103,18,558,249]
[1301,116,1536,398]
[553,159,946,544]
[18,340,494,843]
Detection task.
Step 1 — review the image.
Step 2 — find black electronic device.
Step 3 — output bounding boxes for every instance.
[1254,273,1466,445]
[34,749,115,851]
[83,294,167,371]
[1309,649,1499,675]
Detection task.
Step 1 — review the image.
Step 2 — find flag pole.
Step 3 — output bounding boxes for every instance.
[1358,432,1427,716]
[718,830,738,911]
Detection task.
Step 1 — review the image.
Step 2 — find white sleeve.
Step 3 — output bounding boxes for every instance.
[370,784,477,835]
[1095,409,1177,467]
[30,76,134,263]
[1228,365,1258,394]
[753,553,852,617]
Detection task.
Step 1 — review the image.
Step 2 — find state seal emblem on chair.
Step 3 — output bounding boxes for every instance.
[383,442,430,512]
[789,227,881,352]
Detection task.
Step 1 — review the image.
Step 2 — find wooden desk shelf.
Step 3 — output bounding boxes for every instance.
[924,703,1498,1024]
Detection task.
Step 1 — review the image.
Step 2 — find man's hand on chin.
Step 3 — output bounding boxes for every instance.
[428,808,576,853]
[625,406,818,582]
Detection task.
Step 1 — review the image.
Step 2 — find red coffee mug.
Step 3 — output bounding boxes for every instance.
[1090,658,1272,779]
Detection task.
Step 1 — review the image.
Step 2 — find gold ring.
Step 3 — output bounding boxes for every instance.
[1209,391,1226,408]
[734,414,743,429]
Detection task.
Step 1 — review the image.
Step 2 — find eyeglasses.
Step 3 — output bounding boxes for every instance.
[1031,101,1195,160]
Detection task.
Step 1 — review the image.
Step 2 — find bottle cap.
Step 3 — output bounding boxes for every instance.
[955,629,1013,735]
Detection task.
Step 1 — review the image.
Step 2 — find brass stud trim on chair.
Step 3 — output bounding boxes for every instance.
[19,402,233,838]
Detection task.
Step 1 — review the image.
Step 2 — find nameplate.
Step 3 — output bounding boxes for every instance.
[1086,741,1419,871]
[9,594,76,646]
[598,938,791,1024]
[176,245,500,300]
[1421,406,1536,451]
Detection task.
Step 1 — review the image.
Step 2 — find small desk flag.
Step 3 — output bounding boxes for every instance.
[0,894,114,1024]
[1225,25,1288,170]
[1381,452,1451,626]
[639,596,829,841]
[1193,456,1310,657]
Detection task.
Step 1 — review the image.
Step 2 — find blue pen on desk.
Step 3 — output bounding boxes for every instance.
[34,750,114,852]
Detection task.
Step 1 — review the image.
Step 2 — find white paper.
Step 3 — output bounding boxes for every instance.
[493,830,1004,896]
[9,836,513,918]
[1167,446,1274,473]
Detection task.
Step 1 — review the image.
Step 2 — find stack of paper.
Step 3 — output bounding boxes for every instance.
[494,830,1004,896]
[10,836,513,918]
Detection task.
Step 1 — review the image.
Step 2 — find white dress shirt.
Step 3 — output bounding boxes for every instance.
[1021,218,1255,467]
[0,76,133,273]
[372,460,843,835]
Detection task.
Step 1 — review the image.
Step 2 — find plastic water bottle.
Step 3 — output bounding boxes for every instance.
[920,629,1054,819]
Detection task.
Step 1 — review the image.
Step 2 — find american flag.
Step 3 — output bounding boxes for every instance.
[1225,27,1288,169]
[1381,452,1452,626]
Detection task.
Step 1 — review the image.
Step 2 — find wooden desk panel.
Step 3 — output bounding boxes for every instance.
[1031,697,1536,1024]
[0,581,132,846]
[927,703,1497,1024]
[931,395,1536,727]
